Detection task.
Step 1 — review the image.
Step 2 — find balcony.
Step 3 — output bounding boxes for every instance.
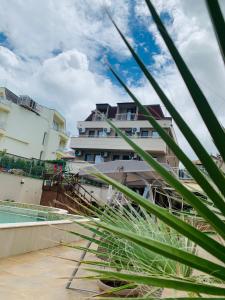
[52,125,70,140]
[0,121,6,135]
[0,98,11,112]
[70,135,167,153]
[115,113,137,121]
[77,119,172,131]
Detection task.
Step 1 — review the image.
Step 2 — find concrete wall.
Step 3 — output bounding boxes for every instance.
[0,219,90,258]
[0,172,42,204]
[71,136,167,153]
[82,184,108,204]
[77,119,172,130]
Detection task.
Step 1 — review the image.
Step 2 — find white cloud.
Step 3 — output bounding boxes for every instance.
[0,0,132,60]
[134,0,225,158]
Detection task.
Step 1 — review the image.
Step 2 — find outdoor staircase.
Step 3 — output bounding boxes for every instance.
[42,171,98,215]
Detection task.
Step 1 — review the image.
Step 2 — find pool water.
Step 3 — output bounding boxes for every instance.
[0,206,61,224]
[0,211,47,223]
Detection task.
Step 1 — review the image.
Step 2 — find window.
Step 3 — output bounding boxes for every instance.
[89,130,95,137]
[151,130,159,138]
[42,132,47,145]
[141,130,149,137]
[95,155,104,164]
[98,129,107,137]
[53,120,59,131]
[112,154,120,161]
[122,154,130,160]
[85,154,95,162]
[126,108,136,120]
[125,129,132,136]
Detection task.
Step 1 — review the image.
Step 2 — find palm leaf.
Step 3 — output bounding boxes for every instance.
[206,0,225,63]
[108,64,225,215]
[87,269,225,295]
[104,119,225,240]
[107,14,225,203]
[145,0,225,161]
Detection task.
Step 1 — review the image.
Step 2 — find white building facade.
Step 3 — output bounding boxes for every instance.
[0,87,69,160]
[70,102,179,169]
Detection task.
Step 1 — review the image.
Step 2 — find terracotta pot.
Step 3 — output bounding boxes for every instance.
[97,279,163,297]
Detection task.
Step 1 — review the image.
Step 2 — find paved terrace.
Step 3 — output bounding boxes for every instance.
[0,239,215,299]
[0,241,99,300]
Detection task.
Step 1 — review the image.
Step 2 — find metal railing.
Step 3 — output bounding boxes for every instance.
[76,134,160,139]
[92,114,106,121]
[115,113,137,121]
[18,96,42,114]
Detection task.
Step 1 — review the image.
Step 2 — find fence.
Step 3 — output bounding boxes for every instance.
[0,152,67,179]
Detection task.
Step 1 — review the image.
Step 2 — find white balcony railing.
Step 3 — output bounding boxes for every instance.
[71,136,166,153]
[80,135,160,139]
[0,121,6,130]
[57,146,66,153]
[52,125,70,137]
[0,97,12,108]
[115,113,137,121]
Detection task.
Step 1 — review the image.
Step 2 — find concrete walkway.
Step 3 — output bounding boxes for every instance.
[0,241,98,300]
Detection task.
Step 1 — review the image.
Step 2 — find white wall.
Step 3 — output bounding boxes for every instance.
[82,184,108,204]
[0,89,69,160]
[0,173,42,204]
[0,219,90,258]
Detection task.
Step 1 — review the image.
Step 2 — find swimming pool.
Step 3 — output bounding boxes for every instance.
[0,205,63,224]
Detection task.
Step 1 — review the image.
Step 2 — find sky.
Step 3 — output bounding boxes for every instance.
[0,0,224,158]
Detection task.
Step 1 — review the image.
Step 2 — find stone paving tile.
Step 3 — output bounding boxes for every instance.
[0,241,98,300]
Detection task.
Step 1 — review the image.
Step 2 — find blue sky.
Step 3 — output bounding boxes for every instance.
[103,16,161,87]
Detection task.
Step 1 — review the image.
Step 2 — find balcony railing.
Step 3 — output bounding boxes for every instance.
[57,146,66,153]
[0,98,12,108]
[78,134,160,139]
[115,113,137,121]
[52,125,70,137]
[0,121,6,130]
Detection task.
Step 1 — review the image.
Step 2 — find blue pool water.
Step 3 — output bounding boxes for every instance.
[0,211,47,223]
[0,206,59,224]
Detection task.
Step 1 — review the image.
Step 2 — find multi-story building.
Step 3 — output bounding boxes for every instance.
[70,102,178,168]
[0,87,69,160]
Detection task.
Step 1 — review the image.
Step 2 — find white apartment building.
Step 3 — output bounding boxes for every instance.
[0,87,69,160]
[70,102,179,169]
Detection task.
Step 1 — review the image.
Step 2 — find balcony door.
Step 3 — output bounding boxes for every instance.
[95,154,104,164]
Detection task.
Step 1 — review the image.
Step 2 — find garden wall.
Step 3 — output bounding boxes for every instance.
[0,172,42,204]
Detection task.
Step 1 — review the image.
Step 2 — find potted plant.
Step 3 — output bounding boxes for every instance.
[91,202,196,297]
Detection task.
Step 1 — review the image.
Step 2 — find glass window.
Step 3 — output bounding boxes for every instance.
[122,155,130,160]
[98,129,107,137]
[85,154,95,162]
[125,129,132,136]
[42,132,47,145]
[89,130,95,137]
[39,151,44,160]
[95,155,104,164]
[151,130,159,138]
[112,154,120,161]
[141,130,149,137]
